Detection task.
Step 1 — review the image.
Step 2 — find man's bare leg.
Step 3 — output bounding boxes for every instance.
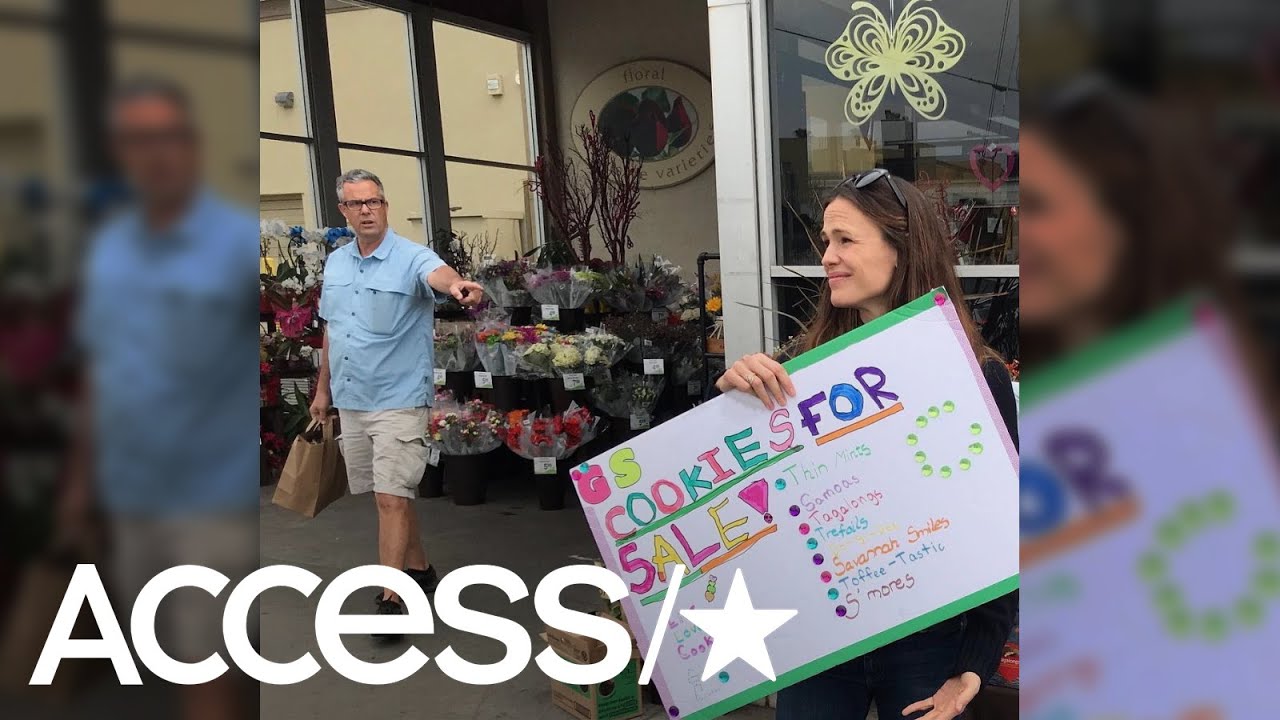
[375,492,412,601]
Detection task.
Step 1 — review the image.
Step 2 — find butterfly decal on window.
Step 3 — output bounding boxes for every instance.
[825,0,966,127]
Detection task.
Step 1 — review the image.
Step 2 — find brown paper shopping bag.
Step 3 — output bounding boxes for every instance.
[271,419,347,518]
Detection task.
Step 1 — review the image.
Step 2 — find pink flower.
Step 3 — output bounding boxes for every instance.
[276,306,313,339]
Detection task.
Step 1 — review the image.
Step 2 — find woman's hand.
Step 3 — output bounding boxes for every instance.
[901,672,981,719]
[715,353,796,410]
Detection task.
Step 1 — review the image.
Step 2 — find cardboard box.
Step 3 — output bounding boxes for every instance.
[542,625,608,665]
[550,656,643,720]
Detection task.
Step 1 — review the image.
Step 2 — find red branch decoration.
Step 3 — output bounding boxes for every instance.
[594,112,643,265]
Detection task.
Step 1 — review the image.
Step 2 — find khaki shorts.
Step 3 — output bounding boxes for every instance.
[338,406,431,499]
[111,512,258,664]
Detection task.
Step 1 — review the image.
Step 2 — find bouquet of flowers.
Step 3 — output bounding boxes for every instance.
[526,266,608,310]
[434,325,478,371]
[503,404,601,461]
[513,325,559,379]
[429,399,506,455]
[603,263,646,312]
[474,326,521,376]
[476,256,533,308]
[577,330,629,378]
[590,371,665,425]
[638,255,685,311]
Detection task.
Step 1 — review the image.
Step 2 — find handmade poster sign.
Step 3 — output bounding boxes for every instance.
[572,289,1019,719]
[1020,298,1280,719]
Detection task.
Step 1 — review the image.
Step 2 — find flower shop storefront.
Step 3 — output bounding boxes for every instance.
[708,0,1020,364]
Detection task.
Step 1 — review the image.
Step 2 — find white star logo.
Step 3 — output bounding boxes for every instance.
[679,568,798,682]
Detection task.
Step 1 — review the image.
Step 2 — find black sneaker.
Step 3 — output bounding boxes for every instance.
[407,565,439,594]
[373,595,404,641]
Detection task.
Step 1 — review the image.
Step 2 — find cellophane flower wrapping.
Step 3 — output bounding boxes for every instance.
[672,348,703,386]
[429,398,505,455]
[526,266,607,309]
[589,371,665,420]
[474,325,522,376]
[513,325,558,379]
[503,404,600,461]
[476,256,533,308]
[604,264,646,312]
[577,330,629,380]
[434,325,478,371]
[639,255,685,311]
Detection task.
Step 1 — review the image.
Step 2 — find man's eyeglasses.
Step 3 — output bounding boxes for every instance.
[340,198,386,210]
[839,168,907,210]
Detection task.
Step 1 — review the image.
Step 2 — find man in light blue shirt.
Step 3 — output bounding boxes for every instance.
[68,76,258,719]
[310,169,483,632]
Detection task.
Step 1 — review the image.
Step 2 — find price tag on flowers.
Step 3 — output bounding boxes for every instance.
[564,373,586,391]
[643,358,665,375]
[541,304,560,321]
[533,457,556,475]
[433,368,446,386]
[474,371,493,389]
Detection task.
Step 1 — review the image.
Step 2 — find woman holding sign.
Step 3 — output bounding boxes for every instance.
[716,169,1019,720]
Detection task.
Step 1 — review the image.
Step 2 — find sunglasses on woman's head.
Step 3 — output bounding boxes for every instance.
[840,168,907,210]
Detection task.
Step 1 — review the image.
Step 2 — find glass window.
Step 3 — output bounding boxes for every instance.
[327,1,420,151]
[444,161,535,259]
[260,0,309,138]
[115,42,257,204]
[434,21,534,167]
[339,148,427,245]
[770,0,1019,266]
[260,139,317,227]
[111,0,254,40]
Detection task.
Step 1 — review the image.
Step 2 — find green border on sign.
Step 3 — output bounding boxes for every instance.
[782,287,944,374]
[673,287,1018,720]
[683,575,1021,720]
[1019,295,1198,411]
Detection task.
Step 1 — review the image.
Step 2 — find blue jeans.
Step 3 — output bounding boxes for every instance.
[776,616,966,720]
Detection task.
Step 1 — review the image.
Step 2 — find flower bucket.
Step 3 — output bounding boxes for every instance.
[535,464,569,511]
[477,375,522,412]
[522,377,556,413]
[507,306,533,325]
[443,370,475,402]
[420,462,445,498]
[444,452,489,506]
[551,376,595,414]
[550,307,586,333]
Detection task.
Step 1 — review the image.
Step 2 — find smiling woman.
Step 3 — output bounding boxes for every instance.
[714,168,1020,720]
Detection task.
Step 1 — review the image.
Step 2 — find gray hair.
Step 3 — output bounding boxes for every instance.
[336,169,385,202]
[109,74,194,129]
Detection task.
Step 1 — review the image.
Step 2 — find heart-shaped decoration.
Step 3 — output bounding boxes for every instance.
[969,143,1017,191]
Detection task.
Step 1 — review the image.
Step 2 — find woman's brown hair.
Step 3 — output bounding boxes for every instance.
[800,172,1001,365]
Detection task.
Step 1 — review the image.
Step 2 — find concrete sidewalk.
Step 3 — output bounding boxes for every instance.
[259,475,778,720]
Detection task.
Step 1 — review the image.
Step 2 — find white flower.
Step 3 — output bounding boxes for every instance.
[260,219,288,237]
[584,346,603,366]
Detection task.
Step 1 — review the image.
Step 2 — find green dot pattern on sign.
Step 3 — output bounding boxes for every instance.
[827,588,839,600]
[907,401,982,479]
[1257,533,1280,561]
[1237,597,1264,626]
[1138,490,1280,642]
